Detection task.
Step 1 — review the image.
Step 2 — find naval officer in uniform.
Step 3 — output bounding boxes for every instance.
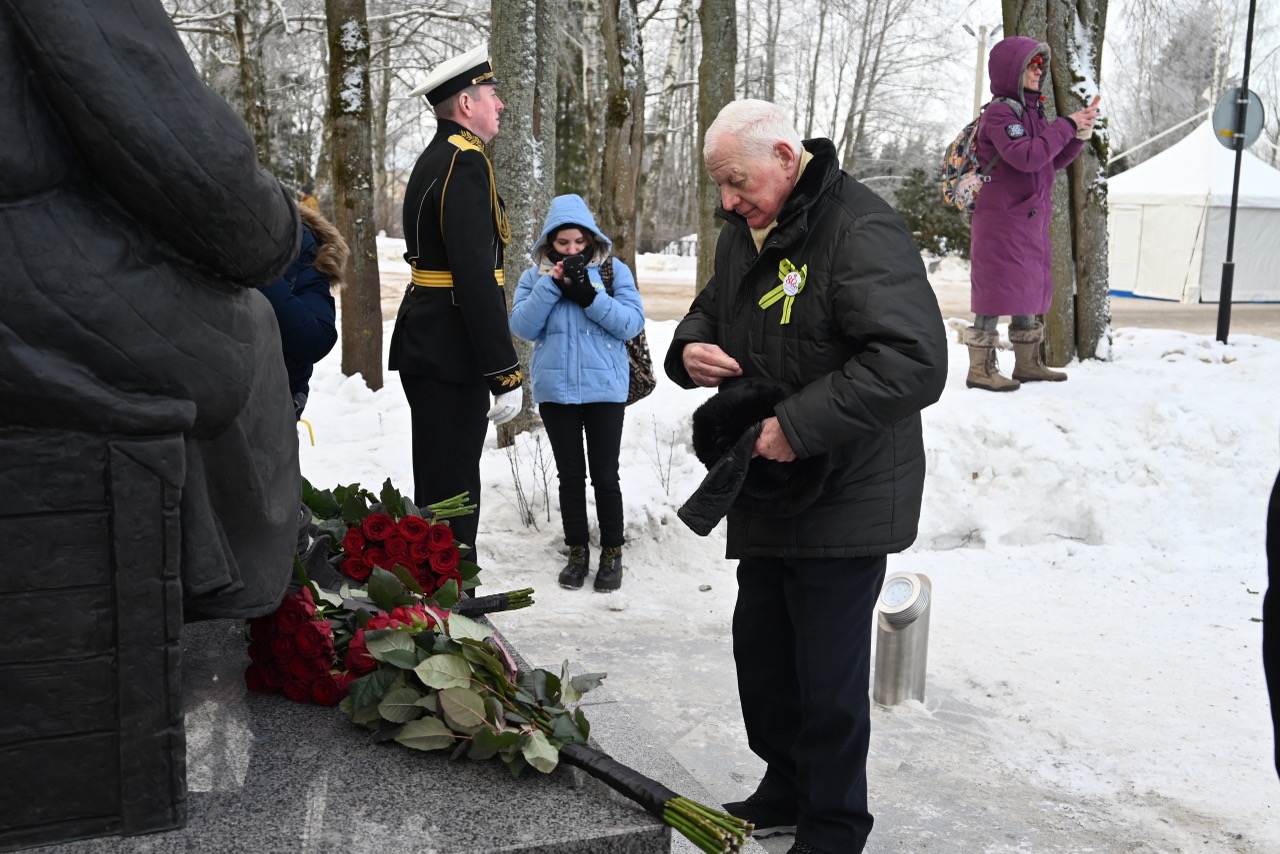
[389,45,523,573]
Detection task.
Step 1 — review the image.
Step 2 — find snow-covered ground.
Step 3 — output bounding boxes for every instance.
[303,251,1280,851]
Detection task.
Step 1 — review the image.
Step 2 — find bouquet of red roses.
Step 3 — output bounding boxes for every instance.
[303,477,479,600]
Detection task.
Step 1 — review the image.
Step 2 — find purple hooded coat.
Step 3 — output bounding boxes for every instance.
[969,36,1086,316]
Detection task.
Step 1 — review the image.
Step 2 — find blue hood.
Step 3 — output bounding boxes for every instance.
[529,194,613,268]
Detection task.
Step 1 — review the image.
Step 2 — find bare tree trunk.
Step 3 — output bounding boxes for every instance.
[325,0,382,391]
[493,0,562,441]
[761,0,780,102]
[1060,0,1110,362]
[697,0,737,295]
[232,0,271,165]
[596,0,645,271]
[640,0,694,241]
[805,1,829,136]
[371,17,393,237]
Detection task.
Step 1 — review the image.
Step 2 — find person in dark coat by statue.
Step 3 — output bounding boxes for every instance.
[963,36,1100,392]
[665,99,948,854]
[0,0,302,619]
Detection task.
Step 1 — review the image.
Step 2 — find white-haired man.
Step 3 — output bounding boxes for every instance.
[664,99,948,854]
[390,45,523,576]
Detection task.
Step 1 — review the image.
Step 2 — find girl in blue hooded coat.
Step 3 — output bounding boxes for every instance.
[510,194,645,592]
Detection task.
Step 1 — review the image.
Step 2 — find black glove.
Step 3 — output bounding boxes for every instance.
[677,422,762,536]
[556,254,597,308]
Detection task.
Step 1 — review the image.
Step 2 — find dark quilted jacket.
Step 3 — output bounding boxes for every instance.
[664,139,947,558]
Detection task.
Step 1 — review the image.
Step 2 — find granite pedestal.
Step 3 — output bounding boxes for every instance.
[24,617,698,853]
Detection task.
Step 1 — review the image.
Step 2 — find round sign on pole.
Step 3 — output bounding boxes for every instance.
[1212,87,1266,149]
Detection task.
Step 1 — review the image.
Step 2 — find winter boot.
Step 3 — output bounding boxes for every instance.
[963,327,1020,392]
[558,544,590,589]
[594,546,623,592]
[1009,323,1068,382]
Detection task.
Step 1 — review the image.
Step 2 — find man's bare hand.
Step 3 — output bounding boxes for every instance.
[753,417,796,462]
[683,342,743,387]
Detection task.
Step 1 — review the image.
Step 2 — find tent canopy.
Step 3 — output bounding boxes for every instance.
[1107,121,1280,303]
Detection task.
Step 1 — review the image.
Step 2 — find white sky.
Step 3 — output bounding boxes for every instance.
[299,241,1280,850]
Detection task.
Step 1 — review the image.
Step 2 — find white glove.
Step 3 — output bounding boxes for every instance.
[486,386,523,425]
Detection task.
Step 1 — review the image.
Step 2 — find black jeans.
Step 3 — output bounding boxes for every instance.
[540,402,625,548]
[400,373,489,566]
[734,554,888,853]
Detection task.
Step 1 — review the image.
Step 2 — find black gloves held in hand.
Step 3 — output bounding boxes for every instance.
[556,254,597,308]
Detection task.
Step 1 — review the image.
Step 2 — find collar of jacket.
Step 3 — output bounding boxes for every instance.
[716,138,842,236]
[431,117,474,145]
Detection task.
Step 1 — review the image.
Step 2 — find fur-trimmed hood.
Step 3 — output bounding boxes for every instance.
[298,205,349,290]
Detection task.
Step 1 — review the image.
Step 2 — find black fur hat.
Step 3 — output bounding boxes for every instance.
[690,376,831,517]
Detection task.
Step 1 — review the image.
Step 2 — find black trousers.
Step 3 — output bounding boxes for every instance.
[540,402,625,548]
[400,373,489,566]
[734,554,888,853]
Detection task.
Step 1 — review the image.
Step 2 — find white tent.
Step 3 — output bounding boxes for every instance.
[1107,121,1280,303]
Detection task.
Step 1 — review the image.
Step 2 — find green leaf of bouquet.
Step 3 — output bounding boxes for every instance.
[504,709,531,725]
[519,669,552,704]
[433,579,460,609]
[379,478,406,519]
[366,567,404,613]
[303,479,342,520]
[315,518,348,548]
[348,667,397,709]
[439,686,489,734]
[395,717,455,752]
[366,628,418,670]
[446,613,492,643]
[340,491,370,527]
[570,672,608,695]
[573,707,591,741]
[469,727,519,762]
[520,730,559,774]
[378,687,427,723]
[351,703,383,729]
[388,564,423,595]
[457,559,482,581]
[415,692,438,714]
[560,660,581,706]
[504,752,528,778]
[415,654,473,690]
[458,640,506,681]
[551,711,585,746]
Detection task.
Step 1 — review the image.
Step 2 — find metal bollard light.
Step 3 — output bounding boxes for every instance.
[872,571,932,706]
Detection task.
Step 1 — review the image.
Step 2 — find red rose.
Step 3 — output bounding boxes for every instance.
[294,621,333,660]
[384,535,409,559]
[429,545,460,574]
[345,631,376,676]
[389,605,427,628]
[341,555,372,581]
[247,615,276,640]
[364,547,388,572]
[311,674,345,706]
[282,677,313,704]
[289,654,325,683]
[264,665,286,689]
[409,540,432,563]
[274,603,305,635]
[435,569,463,592]
[342,528,367,556]
[362,513,396,541]
[247,640,273,666]
[410,563,433,590]
[427,522,454,552]
[269,634,295,663]
[398,515,431,543]
[244,664,277,694]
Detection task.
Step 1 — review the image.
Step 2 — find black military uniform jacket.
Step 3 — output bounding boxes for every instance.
[389,118,522,394]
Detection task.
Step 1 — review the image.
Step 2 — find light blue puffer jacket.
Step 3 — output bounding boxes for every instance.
[509,194,646,405]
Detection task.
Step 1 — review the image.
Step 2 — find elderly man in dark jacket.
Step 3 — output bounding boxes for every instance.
[665,99,948,854]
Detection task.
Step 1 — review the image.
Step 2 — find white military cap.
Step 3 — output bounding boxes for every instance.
[408,45,497,106]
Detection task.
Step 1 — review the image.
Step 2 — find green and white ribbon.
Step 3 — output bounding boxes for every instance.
[758,259,807,325]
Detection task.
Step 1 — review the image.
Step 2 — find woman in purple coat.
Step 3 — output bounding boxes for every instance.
[964,37,1100,391]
